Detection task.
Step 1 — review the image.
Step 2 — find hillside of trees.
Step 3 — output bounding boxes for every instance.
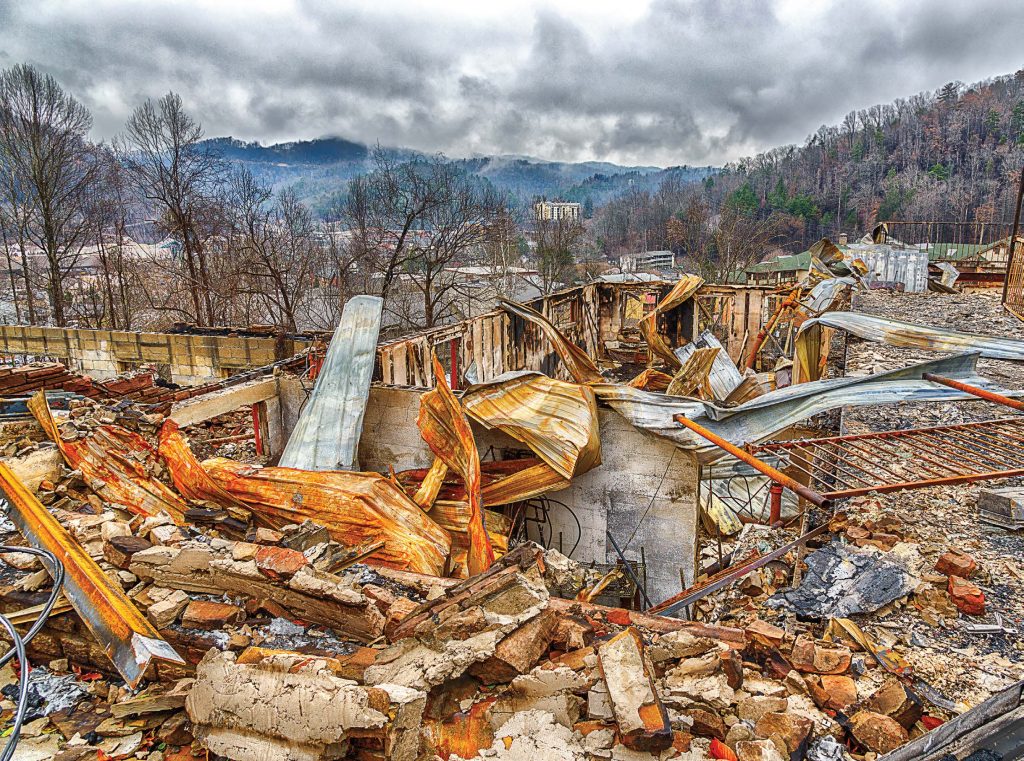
[711,70,1024,248]
[590,70,1024,262]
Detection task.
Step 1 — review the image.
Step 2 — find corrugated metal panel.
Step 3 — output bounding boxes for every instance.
[278,295,383,471]
[595,353,1023,457]
[796,311,1024,361]
[417,354,494,576]
[673,330,745,401]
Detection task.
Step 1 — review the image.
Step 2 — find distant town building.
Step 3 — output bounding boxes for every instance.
[534,201,582,222]
[620,250,675,273]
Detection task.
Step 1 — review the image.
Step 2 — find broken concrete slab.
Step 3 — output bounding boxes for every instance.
[596,627,672,752]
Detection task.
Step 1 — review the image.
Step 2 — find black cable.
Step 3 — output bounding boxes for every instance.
[0,613,27,761]
[0,544,65,761]
[0,546,65,665]
[543,497,582,557]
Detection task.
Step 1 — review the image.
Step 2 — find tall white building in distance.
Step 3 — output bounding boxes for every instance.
[534,201,582,222]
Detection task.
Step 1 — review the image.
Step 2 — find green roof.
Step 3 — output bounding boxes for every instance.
[924,242,988,262]
[747,250,812,274]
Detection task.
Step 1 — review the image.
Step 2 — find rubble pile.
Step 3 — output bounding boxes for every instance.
[0,274,1021,759]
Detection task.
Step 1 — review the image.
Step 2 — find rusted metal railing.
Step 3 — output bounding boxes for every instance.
[673,414,832,509]
[750,418,1024,500]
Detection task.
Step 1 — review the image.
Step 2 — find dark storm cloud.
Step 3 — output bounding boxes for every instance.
[0,0,1021,166]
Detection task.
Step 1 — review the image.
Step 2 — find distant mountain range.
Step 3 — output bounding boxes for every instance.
[203,136,717,215]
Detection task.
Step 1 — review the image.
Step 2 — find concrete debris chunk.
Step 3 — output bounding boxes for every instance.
[596,628,672,752]
[187,649,426,761]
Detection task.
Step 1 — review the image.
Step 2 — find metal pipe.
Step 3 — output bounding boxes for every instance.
[743,287,801,371]
[673,414,832,508]
[655,523,831,617]
[768,483,782,524]
[922,373,1024,411]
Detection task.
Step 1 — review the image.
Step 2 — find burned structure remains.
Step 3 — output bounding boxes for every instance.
[0,252,1020,761]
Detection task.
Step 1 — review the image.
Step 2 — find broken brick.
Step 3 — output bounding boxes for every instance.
[849,710,909,754]
[789,635,851,674]
[948,575,985,616]
[935,548,977,579]
[866,679,923,729]
[254,545,308,580]
[681,707,726,740]
[181,600,245,629]
[745,619,785,648]
[754,711,813,754]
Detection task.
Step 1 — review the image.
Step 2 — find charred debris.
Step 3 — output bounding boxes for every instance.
[0,253,1019,760]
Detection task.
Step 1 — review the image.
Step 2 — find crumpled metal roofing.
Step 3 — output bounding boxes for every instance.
[594,353,1023,458]
[29,391,188,523]
[0,460,184,687]
[796,311,1024,361]
[417,354,494,576]
[278,295,383,471]
[462,371,601,482]
[639,274,704,368]
[673,330,745,402]
[498,298,603,384]
[159,423,452,576]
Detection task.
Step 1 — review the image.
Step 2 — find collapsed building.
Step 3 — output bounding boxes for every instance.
[0,257,1020,761]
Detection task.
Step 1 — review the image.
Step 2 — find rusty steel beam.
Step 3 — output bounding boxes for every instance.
[0,461,184,688]
[922,373,1024,412]
[673,414,832,508]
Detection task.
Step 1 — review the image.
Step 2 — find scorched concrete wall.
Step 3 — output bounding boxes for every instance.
[0,325,310,386]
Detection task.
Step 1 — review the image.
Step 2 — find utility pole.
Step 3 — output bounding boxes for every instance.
[1002,164,1024,309]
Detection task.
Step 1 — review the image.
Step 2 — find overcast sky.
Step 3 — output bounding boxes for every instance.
[1,0,1022,167]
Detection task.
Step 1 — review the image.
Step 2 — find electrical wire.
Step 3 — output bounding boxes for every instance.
[0,614,27,761]
[0,544,65,761]
[0,546,64,668]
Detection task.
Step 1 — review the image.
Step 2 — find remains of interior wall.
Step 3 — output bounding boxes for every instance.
[353,385,698,603]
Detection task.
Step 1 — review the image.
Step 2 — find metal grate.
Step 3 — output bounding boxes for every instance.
[750,418,1024,500]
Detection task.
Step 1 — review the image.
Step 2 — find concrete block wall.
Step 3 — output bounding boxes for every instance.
[355,384,699,602]
[0,326,311,386]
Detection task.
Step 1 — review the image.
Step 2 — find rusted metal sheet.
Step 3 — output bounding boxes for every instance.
[157,420,252,513]
[673,330,746,402]
[751,417,1024,500]
[639,274,704,369]
[159,424,453,575]
[626,369,673,391]
[666,347,719,399]
[462,371,601,481]
[796,312,1024,362]
[417,354,494,576]
[0,461,184,687]
[278,295,383,471]
[29,391,188,523]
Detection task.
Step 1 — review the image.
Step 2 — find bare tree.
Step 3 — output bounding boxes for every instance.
[533,213,584,294]
[0,64,97,326]
[119,92,224,325]
[344,150,508,329]
[227,168,327,331]
[668,196,781,282]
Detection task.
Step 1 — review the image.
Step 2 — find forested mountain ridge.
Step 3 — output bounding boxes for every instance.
[707,70,1024,246]
[200,136,714,214]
